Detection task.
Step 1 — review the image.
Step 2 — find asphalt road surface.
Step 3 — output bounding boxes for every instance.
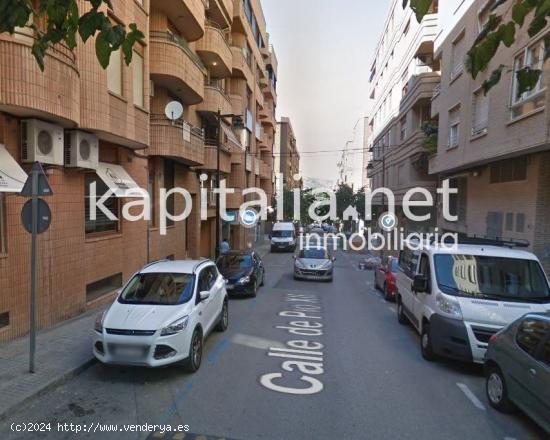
[0,249,547,440]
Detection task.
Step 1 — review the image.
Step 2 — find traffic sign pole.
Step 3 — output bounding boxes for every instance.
[30,165,38,373]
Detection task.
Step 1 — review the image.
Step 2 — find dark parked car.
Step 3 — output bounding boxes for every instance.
[484,313,550,434]
[216,250,265,297]
[374,256,398,301]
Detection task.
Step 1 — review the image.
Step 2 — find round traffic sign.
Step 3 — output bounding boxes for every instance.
[21,199,52,234]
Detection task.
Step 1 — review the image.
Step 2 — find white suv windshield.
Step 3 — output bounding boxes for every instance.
[434,254,550,303]
[118,273,195,305]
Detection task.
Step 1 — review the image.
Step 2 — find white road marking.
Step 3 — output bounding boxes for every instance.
[388,307,395,313]
[231,333,286,350]
[457,383,486,411]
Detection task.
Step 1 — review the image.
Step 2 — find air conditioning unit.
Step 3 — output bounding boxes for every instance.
[65,131,99,169]
[21,119,64,165]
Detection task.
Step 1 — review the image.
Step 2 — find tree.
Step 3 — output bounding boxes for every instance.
[0,0,144,70]
[404,0,550,95]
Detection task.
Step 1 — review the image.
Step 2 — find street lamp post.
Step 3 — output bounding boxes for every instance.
[214,110,244,259]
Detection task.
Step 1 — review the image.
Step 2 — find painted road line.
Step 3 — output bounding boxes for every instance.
[457,383,486,411]
[388,306,395,313]
[231,333,286,350]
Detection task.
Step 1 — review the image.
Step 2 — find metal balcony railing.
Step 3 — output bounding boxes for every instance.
[150,31,207,76]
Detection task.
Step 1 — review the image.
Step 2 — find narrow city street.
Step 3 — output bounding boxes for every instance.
[0,248,546,440]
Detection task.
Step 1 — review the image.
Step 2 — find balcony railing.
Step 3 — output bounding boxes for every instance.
[150,114,204,140]
[150,31,207,76]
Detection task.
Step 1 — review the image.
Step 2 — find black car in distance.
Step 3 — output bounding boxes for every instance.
[216,250,265,297]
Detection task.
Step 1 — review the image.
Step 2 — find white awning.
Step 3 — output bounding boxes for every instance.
[221,123,242,150]
[0,144,28,193]
[96,162,142,198]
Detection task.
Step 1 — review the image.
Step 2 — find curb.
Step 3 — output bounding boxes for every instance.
[0,356,97,422]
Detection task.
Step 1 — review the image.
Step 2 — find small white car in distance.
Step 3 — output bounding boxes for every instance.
[93,259,229,372]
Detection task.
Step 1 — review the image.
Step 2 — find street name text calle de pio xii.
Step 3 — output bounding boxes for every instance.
[260,293,325,395]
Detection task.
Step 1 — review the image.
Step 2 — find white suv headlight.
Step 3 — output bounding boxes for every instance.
[94,311,106,333]
[436,293,463,319]
[161,316,189,336]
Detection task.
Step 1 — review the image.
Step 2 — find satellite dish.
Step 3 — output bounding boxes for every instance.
[165,101,184,121]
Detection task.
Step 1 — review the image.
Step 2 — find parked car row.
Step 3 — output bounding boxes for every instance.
[376,238,550,433]
[93,250,266,373]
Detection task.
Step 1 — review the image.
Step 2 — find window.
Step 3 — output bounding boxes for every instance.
[448,177,467,220]
[0,311,9,329]
[450,31,466,80]
[0,193,6,254]
[516,318,549,356]
[119,272,195,305]
[164,160,175,227]
[434,255,549,300]
[511,39,546,119]
[400,116,407,141]
[107,47,123,96]
[505,212,514,231]
[448,106,460,148]
[399,249,419,278]
[132,50,144,107]
[477,0,496,33]
[516,213,526,233]
[471,89,489,136]
[85,174,120,234]
[490,157,527,183]
[198,266,217,294]
[86,273,123,303]
[486,211,503,238]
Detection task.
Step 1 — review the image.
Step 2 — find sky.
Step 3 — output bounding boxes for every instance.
[262,0,389,189]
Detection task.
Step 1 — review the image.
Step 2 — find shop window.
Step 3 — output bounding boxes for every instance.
[490,157,527,183]
[85,174,120,235]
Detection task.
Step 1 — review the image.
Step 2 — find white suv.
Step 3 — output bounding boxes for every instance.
[93,259,229,372]
[395,240,550,364]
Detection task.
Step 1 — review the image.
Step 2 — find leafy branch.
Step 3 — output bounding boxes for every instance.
[0,0,144,70]
[403,0,550,95]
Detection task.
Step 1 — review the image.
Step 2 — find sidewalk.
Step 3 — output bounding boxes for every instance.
[0,311,98,421]
[1,242,272,421]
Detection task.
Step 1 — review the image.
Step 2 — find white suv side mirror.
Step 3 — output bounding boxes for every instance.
[200,291,210,301]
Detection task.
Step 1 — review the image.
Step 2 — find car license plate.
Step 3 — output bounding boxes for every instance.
[115,346,144,358]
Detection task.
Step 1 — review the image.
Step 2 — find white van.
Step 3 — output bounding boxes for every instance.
[270,222,296,252]
[395,239,550,363]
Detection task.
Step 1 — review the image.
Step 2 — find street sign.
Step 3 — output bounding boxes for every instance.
[21,162,53,373]
[21,199,51,234]
[20,163,53,197]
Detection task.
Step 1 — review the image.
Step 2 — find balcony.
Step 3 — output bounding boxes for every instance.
[202,144,232,174]
[149,114,205,166]
[259,101,276,128]
[0,33,79,126]
[152,0,205,42]
[196,25,232,78]
[400,71,440,114]
[231,46,254,86]
[262,79,277,104]
[207,0,233,28]
[150,31,206,105]
[197,85,232,116]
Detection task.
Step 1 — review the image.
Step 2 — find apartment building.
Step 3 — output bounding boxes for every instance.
[364,0,439,232]
[0,0,278,342]
[275,117,301,189]
[429,0,550,270]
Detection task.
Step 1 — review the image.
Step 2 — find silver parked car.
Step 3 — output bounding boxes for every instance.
[484,313,550,434]
[294,247,335,282]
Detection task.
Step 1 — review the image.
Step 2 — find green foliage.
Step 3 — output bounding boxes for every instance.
[0,0,144,70]
[406,0,550,95]
[421,121,438,154]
